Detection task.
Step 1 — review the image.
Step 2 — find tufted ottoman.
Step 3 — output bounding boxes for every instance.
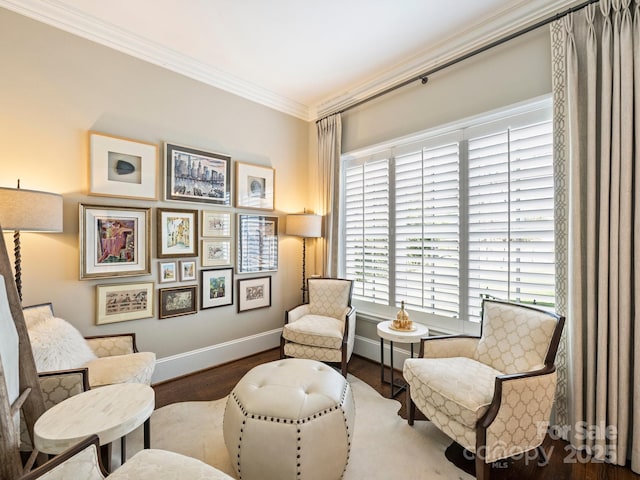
[223,358,355,480]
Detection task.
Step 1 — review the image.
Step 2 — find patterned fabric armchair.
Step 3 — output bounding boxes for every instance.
[403,299,565,480]
[280,278,355,376]
[19,434,235,479]
[22,303,156,408]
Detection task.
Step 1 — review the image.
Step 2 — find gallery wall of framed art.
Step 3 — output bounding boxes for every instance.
[81,131,282,326]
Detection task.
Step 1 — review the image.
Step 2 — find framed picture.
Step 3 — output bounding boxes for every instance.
[236,162,275,210]
[200,268,233,309]
[164,143,231,205]
[157,208,198,258]
[237,214,278,273]
[237,276,271,312]
[202,239,232,267]
[95,282,154,325]
[202,210,232,237]
[180,260,197,282]
[158,261,177,283]
[89,131,158,200]
[158,285,197,319]
[80,204,151,279]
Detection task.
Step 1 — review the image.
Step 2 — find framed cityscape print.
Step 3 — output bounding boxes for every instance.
[157,208,198,258]
[202,239,232,267]
[235,162,275,210]
[158,285,197,319]
[237,214,278,273]
[164,143,231,205]
[89,131,158,200]
[202,210,232,237]
[96,282,154,325]
[237,276,271,312]
[200,268,233,309]
[80,204,151,279]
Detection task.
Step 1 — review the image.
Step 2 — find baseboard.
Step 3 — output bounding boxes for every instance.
[152,328,282,383]
[152,329,411,384]
[354,334,411,371]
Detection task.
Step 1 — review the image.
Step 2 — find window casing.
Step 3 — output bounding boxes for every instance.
[341,98,554,331]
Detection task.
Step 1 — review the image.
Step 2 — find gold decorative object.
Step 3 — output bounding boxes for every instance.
[393,300,413,330]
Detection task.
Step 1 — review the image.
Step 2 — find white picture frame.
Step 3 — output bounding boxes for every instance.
[202,210,232,237]
[89,131,158,200]
[201,239,232,267]
[235,162,275,211]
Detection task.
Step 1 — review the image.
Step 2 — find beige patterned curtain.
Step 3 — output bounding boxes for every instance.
[551,0,640,471]
[316,113,342,277]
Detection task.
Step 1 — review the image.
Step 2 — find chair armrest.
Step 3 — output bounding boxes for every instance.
[479,366,558,463]
[343,306,356,344]
[418,335,479,358]
[19,435,107,480]
[38,369,89,409]
[285,304,311,324]
[84,333,138,357]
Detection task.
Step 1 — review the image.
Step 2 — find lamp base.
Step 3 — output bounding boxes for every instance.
[13,230,22,302]
[301,238,307,304]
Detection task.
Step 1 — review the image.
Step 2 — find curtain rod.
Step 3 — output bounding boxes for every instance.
[317,0,598,123]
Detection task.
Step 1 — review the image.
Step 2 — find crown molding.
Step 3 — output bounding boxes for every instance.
[312,0,581,120]
[1,0,581,122]
[0,0,311,120]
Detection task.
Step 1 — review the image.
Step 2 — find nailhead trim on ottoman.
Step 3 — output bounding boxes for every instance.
[223,359,355,480]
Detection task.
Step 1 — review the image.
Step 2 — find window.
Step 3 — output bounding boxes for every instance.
[342,98,554,324]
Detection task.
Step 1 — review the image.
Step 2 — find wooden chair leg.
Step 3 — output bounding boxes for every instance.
[279,336,286,359]
[475,454,490,480]
[407,386,416,426]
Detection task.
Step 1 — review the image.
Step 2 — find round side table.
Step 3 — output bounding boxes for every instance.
[377,320,429,398]
[34,383,155,471]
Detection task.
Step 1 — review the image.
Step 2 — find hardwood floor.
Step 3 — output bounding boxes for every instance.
[152,348,639,480]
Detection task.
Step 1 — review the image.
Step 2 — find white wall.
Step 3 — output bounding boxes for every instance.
[0,8,311,380]
[341,27,553,153]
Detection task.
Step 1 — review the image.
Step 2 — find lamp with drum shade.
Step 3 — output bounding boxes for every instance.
[286,211,322,304]
[0,181,63,302]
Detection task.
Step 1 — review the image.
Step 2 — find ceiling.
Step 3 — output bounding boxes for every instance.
[1,0,580,120]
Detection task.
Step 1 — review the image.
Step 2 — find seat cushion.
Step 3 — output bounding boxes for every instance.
[404,356,502,427]
[282,314,344,349]
[84,352,156,387]
[107,449,234,479]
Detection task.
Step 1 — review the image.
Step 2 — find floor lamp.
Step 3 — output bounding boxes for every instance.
[0,182,63,302]
[286,212,322,304]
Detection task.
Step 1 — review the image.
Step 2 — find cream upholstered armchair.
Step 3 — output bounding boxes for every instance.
[403,298,564,480]
[280,278,355,376]
[19,435,235,480]
[22,302,156,409]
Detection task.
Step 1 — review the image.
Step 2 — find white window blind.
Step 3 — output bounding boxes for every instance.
[395,144,460,317]
[344,158,390,303]
[467,120,555,320]
[342,99,554,324]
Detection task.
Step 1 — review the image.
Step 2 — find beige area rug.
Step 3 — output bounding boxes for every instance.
[125,375,473,480]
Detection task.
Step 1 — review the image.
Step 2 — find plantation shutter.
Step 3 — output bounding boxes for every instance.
[395,143,460,317]
[467,119,555,321]
[344,158,390,303]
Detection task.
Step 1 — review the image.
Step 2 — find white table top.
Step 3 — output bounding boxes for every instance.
[34,383,155,455]
[377,320,429,343]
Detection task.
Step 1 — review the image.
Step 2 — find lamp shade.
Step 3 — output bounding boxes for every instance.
[286,213,322,238]
[0,187,63,232]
